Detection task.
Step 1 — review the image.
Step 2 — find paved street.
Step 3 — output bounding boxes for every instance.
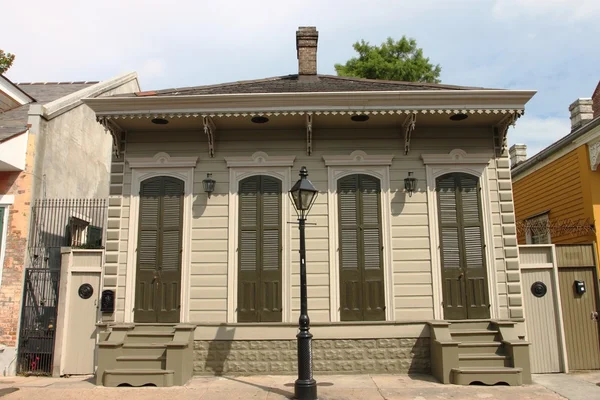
[2,372,597,400]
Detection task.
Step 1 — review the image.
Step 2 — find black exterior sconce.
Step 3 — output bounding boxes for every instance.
[202,173,216,198]
[404,171,417,197]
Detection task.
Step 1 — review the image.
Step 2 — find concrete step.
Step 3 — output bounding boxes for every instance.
[125,331,175,343]
[102,369,175,387]
[449,321,493,331]
[458,354,511,368]
[450,329,499,342]
[128,324,177,333]
[116,355,166,369]
[457,342,504,355]
[451,367,522,386]
[122,343,167,357]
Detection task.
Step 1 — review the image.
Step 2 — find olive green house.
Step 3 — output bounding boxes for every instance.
[84,27,536,387]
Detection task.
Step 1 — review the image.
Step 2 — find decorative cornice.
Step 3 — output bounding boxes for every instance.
[421,149,493,165]
[589,140,600,171]
[126,152,198,168]
[323,150,394,166]
[225,151,296,168]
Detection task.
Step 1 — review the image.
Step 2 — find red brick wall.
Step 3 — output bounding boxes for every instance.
[0,134,36,347]
[593,81,600,119]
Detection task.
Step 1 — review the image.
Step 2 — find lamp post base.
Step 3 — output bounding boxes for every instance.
[294,379,317,400]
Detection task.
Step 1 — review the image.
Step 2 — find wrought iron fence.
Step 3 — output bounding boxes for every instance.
[28,198,107,269]
[16,269,60,375]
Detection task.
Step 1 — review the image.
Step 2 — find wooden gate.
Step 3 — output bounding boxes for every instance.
[556,244,600,370]
[519,245,568,373]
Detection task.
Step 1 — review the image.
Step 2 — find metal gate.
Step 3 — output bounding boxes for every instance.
[16,269,60,375]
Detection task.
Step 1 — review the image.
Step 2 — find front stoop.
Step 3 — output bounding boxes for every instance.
[428,320,531,386]
[96,323,195,387]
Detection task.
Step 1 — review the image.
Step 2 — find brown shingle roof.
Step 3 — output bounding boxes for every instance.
[118,74,491,98]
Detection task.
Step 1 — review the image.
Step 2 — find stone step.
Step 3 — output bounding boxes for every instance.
[116,355,166,370]
[451,367,522,386]
[128,324,177,333]
[458,354,511,368]
[457,342,504,355]
[122,343,167,357]
[125,331,175,343]
[450,329,499,342]
[449,321,493,331]
[102,369,174,387]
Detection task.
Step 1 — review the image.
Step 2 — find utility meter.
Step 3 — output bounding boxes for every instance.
[574,280,586,295]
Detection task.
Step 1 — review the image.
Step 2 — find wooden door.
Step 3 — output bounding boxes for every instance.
[237,176,282,322]
[338,174,385,321]
[558,266,600,369]
[134,176,183,323]
[437,173,490,320]
[64,272,100,375]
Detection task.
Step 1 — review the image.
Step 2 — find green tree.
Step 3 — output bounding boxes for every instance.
[0,50,16,74]
[335,37,441,83]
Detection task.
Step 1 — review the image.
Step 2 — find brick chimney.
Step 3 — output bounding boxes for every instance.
[296,27,318,76]
[569,98,593,131]
[592,81,600,119]
[509,144,527,167]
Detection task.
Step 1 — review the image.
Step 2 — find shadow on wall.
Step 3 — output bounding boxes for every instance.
[205,324,236,375]
[390,189,407,216]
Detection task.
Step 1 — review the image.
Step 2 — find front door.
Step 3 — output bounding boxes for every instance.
[437,173,490,320]
[134,176,183,323]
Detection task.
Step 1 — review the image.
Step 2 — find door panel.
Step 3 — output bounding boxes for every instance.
[437,173,490,320]
[339,174,385,321]
[134,176,183,323]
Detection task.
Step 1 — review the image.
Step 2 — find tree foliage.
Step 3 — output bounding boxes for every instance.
[0,50,16,74]
[335,37,441,83]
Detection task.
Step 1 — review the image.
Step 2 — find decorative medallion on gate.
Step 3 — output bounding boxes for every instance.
[78,284,94,299]
[531,281,547,298]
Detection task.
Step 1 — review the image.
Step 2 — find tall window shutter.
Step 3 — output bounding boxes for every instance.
[338,174,385,321]
[237,175,282,322]
[437,175,460,269]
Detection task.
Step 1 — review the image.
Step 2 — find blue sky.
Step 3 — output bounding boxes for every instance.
[3,0,599,157]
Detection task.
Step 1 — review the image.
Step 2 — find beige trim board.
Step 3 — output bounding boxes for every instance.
[423,149,498,320]
[192,322,429,340]
[125,152,197,323]
[226,159,293,323]
[324,151,395,322]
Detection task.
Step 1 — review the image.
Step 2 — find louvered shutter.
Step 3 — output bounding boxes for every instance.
[338,174,385,321]
[158,177,183,322]
[238,176,260,322]
[260,176,282,322]
[135,177,163,323]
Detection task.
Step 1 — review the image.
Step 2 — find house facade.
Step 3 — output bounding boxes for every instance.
[0,72,140,375]
[86,27,535,386]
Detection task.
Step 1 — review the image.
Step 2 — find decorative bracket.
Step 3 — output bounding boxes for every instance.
[306,113,313,156]
[403,113,417,155]
[203,116,216,157]
[494,112,520,156]
[98,117,124,158]
[589,140,600,171]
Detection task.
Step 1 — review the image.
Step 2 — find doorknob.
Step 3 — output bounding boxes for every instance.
[592,311,599,321]
[458,272,464,280]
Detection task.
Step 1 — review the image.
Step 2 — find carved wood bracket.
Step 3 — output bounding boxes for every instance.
[494,112,519,156]
[403,113,417,155]
[590,140,600,171]
[203,116,217,157]
[98,117,124,158]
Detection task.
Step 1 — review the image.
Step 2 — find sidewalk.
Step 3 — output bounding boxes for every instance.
[0,373,570,400]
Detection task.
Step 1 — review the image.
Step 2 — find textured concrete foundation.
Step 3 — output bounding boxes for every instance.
[193,338,430,375]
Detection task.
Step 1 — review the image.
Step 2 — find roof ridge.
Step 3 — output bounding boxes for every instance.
[17,81,100,85]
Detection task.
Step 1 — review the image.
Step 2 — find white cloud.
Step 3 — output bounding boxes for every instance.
[508,115,571,158]
[492,0,600,21]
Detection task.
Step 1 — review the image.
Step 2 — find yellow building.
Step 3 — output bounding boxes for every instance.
[511,85,600,266]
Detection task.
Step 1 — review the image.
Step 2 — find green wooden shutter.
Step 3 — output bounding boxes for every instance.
[360,175,385,321]
[260,176,282,322]
[237,176,282,322]
[339,174,385,321]
[135,177,162,322]
[158,177,183,322]
[238,176,260,322]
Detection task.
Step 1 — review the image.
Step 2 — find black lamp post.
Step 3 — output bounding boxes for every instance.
[289,166,319,400]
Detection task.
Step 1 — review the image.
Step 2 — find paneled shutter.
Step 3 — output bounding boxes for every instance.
[339,174,385,321]
[237,176,282,322]
[135,177,163,323]
[238,176,260,322]
[158,177,183,322]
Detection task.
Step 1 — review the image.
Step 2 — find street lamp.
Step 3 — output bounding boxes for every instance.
[289,166,318,400]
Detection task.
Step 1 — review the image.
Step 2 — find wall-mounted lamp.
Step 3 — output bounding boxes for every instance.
[202,173,216,198]
[404,171,417,197]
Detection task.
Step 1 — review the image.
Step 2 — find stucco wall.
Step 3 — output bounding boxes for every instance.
[102,123,523,324]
